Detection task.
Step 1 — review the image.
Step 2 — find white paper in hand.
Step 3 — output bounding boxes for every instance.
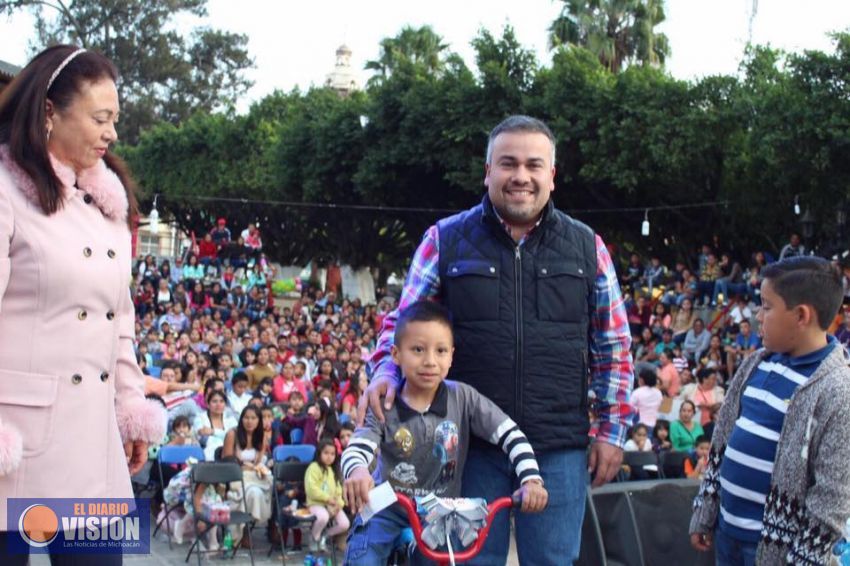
[360,482,398,524]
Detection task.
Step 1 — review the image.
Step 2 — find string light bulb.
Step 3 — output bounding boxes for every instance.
[794,195,801,216]
[641,209,650,237]
[149,194,160,234]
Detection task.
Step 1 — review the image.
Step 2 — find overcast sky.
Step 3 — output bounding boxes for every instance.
[1,0,848,112]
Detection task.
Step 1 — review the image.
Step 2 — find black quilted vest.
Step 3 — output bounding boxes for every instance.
[437,195,596,451]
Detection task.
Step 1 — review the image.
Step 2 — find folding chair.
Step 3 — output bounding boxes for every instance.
[187,461,256,566]
[273,444,315,463]
[289,427,304,444]
[268,461,336,565]
[660,451,690,479]
[620,451,659,482]
[153,445,205,549]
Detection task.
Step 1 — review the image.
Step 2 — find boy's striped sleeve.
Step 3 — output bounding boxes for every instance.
[462,383,542,485]
[341,409,383,479]
[491,418,542,485]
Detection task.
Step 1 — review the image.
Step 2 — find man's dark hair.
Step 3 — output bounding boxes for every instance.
[486,115,556,165]
[394,300,453,347]
[638,368,658,387]
[761,256,843,330]
[232,372,249,385]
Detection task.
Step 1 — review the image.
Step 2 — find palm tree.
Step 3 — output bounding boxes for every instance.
[549,0,670,73]
[365,25,449,81]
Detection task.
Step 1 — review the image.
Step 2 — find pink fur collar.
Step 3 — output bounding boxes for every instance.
[0,145,128,221]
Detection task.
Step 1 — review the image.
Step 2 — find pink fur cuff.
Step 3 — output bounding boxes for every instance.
[0,416,23,476]
[116,398,167,444]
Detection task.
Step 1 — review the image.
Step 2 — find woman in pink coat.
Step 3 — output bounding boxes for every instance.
[0,45,165,563]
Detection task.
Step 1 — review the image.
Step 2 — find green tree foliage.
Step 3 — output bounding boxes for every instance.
[0,0,254,143]
[549,0,670,72]
[125,24,850,272]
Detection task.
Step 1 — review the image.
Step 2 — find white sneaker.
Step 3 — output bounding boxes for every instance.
[172,515,188,545]
[308,539,319,553]
[318,536,327,553]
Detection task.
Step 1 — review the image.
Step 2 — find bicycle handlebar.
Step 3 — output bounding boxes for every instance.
[394,493,521,564]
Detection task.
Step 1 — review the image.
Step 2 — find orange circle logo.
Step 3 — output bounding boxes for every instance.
[18,504,59,547]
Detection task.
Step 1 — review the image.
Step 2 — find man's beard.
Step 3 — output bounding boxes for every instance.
[496,182,542,224]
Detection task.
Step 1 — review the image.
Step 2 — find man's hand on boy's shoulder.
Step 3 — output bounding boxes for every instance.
[359,373,399,426]
[514,479,548,514]
[344,467,375,514]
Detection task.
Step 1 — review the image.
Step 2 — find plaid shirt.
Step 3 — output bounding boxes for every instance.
[371,219,636,448]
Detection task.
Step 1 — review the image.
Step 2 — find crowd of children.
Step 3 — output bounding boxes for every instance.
[132,245,390,556]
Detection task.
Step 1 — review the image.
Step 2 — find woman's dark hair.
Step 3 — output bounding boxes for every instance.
[202,377,223,399]
[313,438,342,486]
[0,45,138,224]
[205,390,228,422]
[236,405,264,451]
[697,368,717,384]
[679,400,697,415]
[317,397,340,441]
[653,419,671,440]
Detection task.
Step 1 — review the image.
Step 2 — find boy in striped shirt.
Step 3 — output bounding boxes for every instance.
[342,300,548,565]
[690,257,850,565]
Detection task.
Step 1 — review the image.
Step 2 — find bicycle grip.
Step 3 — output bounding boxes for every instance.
[511,493,522,508]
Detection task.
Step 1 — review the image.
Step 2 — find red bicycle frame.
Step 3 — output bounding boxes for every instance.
[394,493,520,566]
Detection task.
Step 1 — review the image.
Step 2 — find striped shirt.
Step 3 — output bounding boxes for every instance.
[718,338,836,541]
[369,222,635,448]
[341,380,541,497]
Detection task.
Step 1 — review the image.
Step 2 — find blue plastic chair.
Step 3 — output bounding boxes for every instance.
[338,413,351,425]
[154,445,205,548]
[272,444,315,463]
[289,428,304,445]
[148,365,162,378]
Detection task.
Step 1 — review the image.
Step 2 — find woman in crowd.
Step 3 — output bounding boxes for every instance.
[670,400,704,452]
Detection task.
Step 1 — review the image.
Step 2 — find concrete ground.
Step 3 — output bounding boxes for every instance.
[28,523,520,565]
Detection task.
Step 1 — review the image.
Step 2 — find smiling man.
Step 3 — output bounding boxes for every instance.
[362,115,635,565]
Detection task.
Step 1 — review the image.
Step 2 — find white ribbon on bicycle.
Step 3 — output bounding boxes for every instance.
[416,494,489,565]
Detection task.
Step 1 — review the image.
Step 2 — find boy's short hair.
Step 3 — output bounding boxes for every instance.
[340,421,356,433]
[638,367,658,387]
[761,256,843,330]
[232,372,249,385]
[394,300,453,347]
[694,435,711,447]
[289,390,304,402]
[259,377,274,388]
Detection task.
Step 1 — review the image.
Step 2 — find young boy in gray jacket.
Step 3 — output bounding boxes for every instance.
[341,300,548,565]
[690,256,850,565]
